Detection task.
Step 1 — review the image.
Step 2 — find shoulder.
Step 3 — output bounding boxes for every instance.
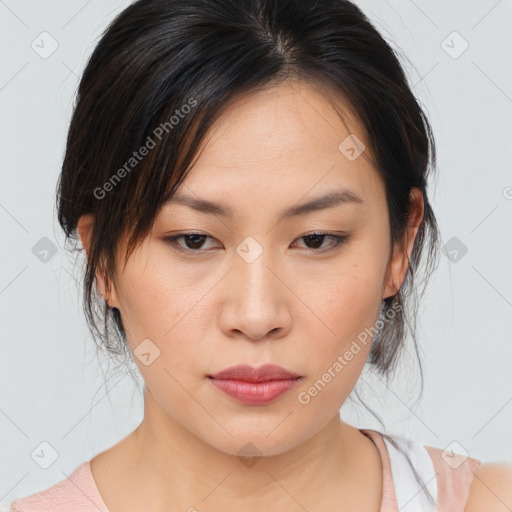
[9,461,108,512]
[464,462,512,512]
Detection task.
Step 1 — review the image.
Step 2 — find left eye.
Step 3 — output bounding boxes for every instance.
[164,231,348,253]
[292,232,348,251]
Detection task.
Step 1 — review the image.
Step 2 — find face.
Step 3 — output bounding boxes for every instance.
[81,80,421,457]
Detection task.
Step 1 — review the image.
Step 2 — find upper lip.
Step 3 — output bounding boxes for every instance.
[208,364,301,382]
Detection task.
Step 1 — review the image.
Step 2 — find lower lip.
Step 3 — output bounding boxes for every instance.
[209,377,300,405]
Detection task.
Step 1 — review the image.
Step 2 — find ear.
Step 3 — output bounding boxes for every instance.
[77,214,120,308]
[382,187,424,299]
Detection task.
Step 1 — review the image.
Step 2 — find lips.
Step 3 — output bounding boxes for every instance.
[208,364,301,382]
[207,364,302,405]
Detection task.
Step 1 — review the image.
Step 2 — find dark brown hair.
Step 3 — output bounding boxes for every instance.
[57,0,440,496]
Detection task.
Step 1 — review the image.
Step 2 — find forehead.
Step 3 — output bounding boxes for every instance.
[173,80,385,212]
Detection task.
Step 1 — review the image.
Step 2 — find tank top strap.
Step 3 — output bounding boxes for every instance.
[422,445,482,512]
[360,428,400,511]
[362,429,437,512]
[360,428,482,512]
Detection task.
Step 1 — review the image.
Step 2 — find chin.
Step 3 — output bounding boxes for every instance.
[199,429,304,460]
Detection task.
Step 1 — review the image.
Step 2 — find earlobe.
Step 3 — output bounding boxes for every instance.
[95,266,119,309]
[382,188,424,300]
[382,247,405,300]
[77,214,120,309]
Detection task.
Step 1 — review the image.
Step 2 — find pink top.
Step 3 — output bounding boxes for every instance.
[9,429,482,511]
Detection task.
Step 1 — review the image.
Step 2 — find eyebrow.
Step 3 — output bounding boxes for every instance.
[166,189,364,219]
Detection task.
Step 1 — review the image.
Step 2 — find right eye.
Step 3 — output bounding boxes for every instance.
[164,232,221,252]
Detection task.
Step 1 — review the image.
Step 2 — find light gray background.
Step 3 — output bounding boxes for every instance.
[1,0,511,508]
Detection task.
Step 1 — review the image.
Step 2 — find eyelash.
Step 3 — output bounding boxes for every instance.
[164,231,349,254]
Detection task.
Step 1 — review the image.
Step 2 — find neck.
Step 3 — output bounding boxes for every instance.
[94,386,381,511]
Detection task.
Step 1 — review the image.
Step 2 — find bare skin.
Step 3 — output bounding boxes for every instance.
[79,79,425,511]
[90,409,383,511]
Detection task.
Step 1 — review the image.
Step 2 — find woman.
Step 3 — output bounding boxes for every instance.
[10,0,512,510]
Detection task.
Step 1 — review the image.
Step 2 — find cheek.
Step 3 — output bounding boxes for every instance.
[295,274,383,412]
[304,253,386,373]
[116,246,188,320]
[318,259,385,330]
[112,274,168,360]
[115,262,213,370]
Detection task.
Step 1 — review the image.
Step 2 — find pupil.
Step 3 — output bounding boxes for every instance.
[305,234,324,248]
[186,234,204,249]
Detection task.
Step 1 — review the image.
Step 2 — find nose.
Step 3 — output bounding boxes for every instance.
[218,246,292,341]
